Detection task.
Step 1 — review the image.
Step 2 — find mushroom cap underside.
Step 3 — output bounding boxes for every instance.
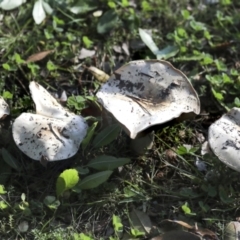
[0,97,10,120]
[29,81,71,119]
[97,60,200,139]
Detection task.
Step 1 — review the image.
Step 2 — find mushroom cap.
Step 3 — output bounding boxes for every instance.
[13,113,87,161]
[96,60,200,139]
[29,81,70,119]
[0,97,10,120]
[12,81,88,161]
[208,107,240,172]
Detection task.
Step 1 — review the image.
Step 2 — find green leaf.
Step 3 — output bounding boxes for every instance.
[97,9,119,34]
[76,170,113,190]
[69,0,97,14]
[43,196,60,210]
[156,45,179,60]
[176,146,188,155]
[92,124,121,149]
[139,28,159,55]
[87,155,130,171]
[14,53,25,64]
[83,36,93,48]
[0,201,8,210]
[113,214,123,232]
[47,60,57,71]
[181,9,190,19]
[211,88,224,101]
[1,148,21,171]
[81,122,98,150]
[219,185,234,204]
[2,91,13,99]
[0,185,6,194]
[73,233,94,240]
[181,202,191,214]
[130,228,145,237]
[56,169,79,197]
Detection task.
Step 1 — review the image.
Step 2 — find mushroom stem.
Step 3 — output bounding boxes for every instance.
[130,131,155,154]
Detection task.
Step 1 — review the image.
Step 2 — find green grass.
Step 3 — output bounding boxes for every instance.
[1,0,240,239]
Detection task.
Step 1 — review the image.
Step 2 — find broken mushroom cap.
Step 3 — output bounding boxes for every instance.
[0,97,10,120]
[96,60,200,139]
[208,107,240,172]
[29,81,71,119]
[12,81,88,161]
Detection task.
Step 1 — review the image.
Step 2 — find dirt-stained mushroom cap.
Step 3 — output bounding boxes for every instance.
[0,97,10,120]
[12,81,88,161]
[208,107,240,172]
[96,60,200,139]
[13,113,87,161]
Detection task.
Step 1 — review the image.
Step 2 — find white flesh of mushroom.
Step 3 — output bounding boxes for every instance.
[208,107,240,172]
[0,97,10,120]
[13,81,88,161]
[97,60,200,139]
[29,81,70,119]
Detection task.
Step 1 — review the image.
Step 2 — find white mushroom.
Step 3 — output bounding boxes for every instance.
[12,81,88,161]
[0,97,10,120]
[208,107,240,172]
[96,60,200,139]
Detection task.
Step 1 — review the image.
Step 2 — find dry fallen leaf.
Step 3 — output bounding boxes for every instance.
[26,50,54,63]
[87,66,110,83]
[78,48,95,59]
[129,209,153,234]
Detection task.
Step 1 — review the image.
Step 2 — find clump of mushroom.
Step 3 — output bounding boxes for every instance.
[96,60,200,139]
[0,97,10,120]
[208,107,240,172]
[12,81,88,162]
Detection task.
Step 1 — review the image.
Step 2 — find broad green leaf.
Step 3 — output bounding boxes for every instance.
[56,169,79,197]
[113,214,123,232]
[33,0,46,25]
[0,0,26,10]
[156,45,179,60]
[76,170,113,190]
[92,124,121,149]
[82,122,98,150]
[1,148,20,171]
[87,155,130,170]
[139,28,159,55]
[97,10,119,34]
